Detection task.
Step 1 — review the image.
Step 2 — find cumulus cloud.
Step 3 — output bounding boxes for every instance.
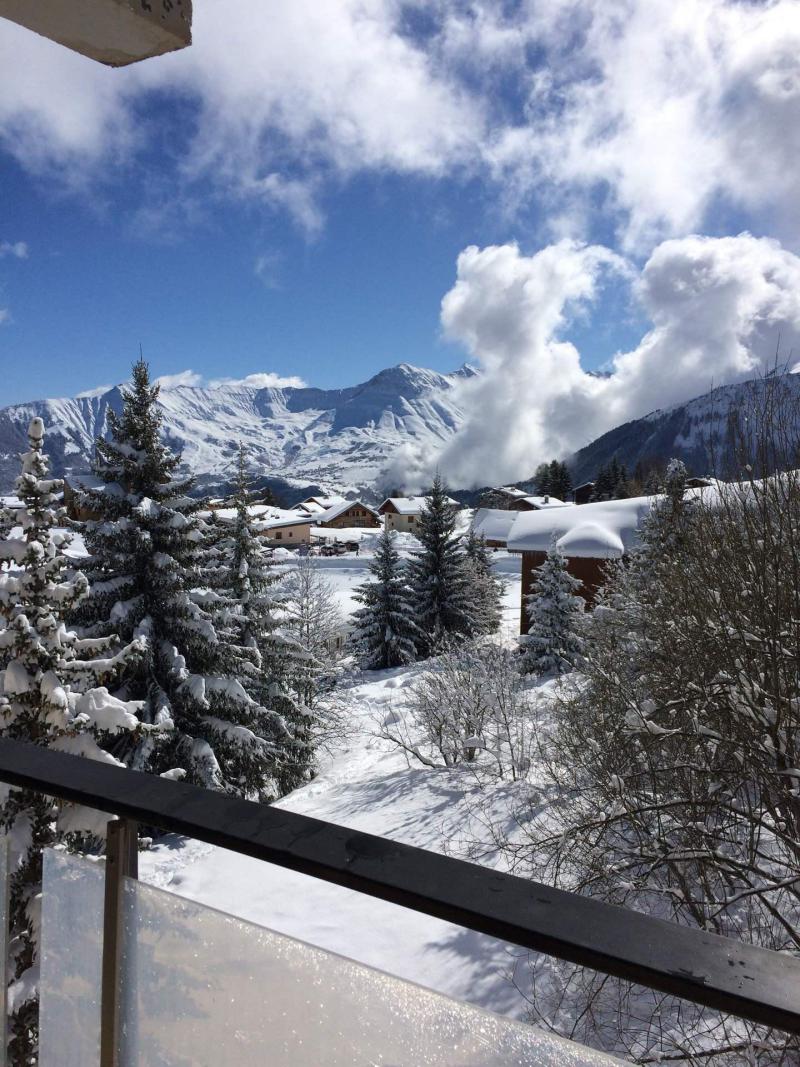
[479,0,800,247]
[207,372,307,390]
[1,1,798,243]
[0,241,28,259]
[0,2,483,231]
[152,369,306,391]
[154,370,204,390]
[392,233,800,490]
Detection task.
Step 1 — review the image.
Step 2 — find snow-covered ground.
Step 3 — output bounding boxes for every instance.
[307,546,521,638]
[139,552,532,1019]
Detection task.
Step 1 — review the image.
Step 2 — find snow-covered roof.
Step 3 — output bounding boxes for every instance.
[293,495,346,513]
[316,499,379,524]
[507,495,655,559]
[379,495,459,515]
[64,473,107,491]
[521,495,572,509]
[204,504,299,525]
[494,485,529,498]
[471,508,519,544]
[256,515,314,531]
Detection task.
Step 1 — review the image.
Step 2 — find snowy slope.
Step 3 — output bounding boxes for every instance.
[138,555,530,1018]
[569,372,800,484]
[0,364,471,495]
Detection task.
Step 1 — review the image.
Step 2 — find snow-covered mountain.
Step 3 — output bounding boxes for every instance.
[569,372,800,484]
[0,363,472,496]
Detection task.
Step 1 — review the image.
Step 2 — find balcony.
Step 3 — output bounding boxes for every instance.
[0,739,797,1065]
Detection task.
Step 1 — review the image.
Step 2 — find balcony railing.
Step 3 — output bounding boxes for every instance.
[0,737,798,1065]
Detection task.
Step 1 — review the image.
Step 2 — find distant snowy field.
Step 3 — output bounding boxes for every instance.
[138,549,532,1019]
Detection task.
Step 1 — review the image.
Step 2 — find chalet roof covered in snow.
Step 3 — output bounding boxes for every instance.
[316,499,379,524]
[507,495,655,559]
[379,495,459,515]
[521,495,572,510]
[292,496,347,514]
[204,505,314,532]
[471,508,519,544]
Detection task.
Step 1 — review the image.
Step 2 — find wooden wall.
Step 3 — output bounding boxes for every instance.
[520,550,611,632]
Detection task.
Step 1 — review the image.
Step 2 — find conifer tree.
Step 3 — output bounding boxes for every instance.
[407,474,477,657]
[0,419,144,1065]
[522,535,584,675]
[464,529,502,637]
[534,460,572,500]
[226,446,311,795]
[532,462,551,496]
[351,527,420,669]
[74,360,284,795]
[591,457,630,501]
[547,460,572,501]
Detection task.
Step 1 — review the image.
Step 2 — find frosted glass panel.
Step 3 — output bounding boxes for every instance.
[0,839,8,1067]
[39,850,103,1067]
[119,877,621,1066]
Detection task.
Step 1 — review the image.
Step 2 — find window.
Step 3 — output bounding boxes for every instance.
[275,531,282,540]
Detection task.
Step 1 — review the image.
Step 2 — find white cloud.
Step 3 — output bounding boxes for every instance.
[0,241,28,259]
[5,1,797,245]
[0,2,484,230]
[153,369,306,391]
[208,372,307,390]
[394,233,800,489]
[478,0,800,248]
[76,384,113,398]
[154,370,204,390]
[254,252,283,291]
[0,309,10,325]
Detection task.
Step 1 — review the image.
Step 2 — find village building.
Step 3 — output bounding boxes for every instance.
[63,474,115,522]
[378,495,459,533]
[479,486,574,511]
[572,481,595,505]
[291,495,347,517]
[470,508,520,549]
[313,500,380,529]
[508,495,655,631]
[508,494,571,512]
[256,515,315,546]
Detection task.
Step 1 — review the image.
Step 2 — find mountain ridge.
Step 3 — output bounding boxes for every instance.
[0,363,473,496]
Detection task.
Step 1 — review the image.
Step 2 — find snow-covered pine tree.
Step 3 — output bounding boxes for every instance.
[0,419,144,1066]
[282,554,344,710]
[222,446,311,795]
[351,527,420,669]
[522,535,584,675]
[464,529,502,637]
[73,360,285,795]
[407,474,477,657]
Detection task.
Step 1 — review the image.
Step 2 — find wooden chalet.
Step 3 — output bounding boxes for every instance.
[314,500,380,529]
[378,495,459,533]
[507,496,655,630]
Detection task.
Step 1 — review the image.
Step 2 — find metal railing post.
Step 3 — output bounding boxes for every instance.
[0,837,8,1067]
[100,819,138,1067]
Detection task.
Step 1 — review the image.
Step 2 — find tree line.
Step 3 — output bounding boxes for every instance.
[0,360,334,1062]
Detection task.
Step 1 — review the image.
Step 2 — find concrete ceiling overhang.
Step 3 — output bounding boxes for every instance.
[0,0,192,66]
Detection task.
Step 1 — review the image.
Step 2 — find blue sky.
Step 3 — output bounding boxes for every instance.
[1,119,645,404]
[1,0,799,470]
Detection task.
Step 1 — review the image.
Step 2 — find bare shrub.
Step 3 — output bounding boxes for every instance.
[507,376,800,1063]
[380,641,536,781]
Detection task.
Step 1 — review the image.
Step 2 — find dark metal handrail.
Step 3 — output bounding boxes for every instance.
[2,737,799,1035]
